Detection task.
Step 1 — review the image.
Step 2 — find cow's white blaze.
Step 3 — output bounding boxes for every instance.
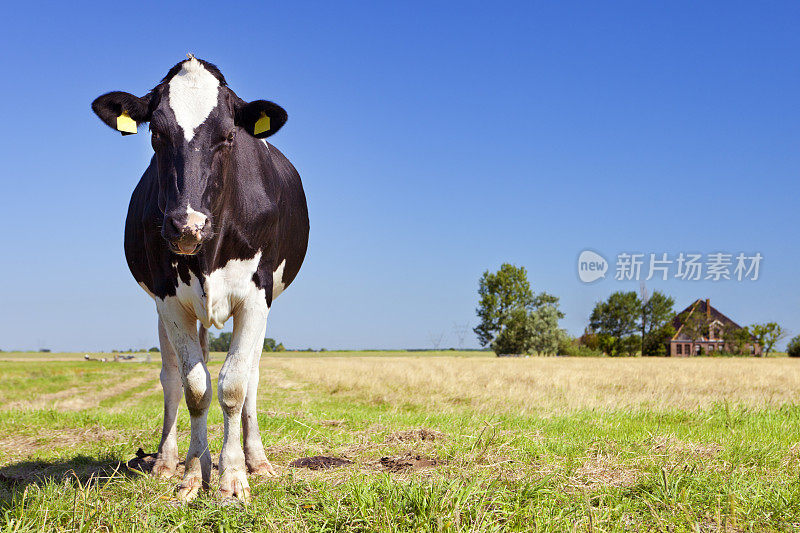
[185,204,207,233]
[168,57,220,142]
[272,259,286,300]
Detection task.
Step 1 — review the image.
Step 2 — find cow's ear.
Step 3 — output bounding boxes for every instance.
[235,100,287,138]
[91,91,152,136]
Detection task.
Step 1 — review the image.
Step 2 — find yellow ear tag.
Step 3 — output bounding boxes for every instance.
[254,112,271,135]
[116,111,138,134]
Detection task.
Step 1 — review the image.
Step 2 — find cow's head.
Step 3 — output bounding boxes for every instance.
[91,55,287,255]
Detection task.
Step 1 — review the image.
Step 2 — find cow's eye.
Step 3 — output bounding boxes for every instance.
[226,130,236,143]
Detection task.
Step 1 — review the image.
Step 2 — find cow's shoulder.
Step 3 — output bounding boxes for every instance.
[124,157,180,299]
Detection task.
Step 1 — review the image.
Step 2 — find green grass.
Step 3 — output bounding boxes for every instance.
[2,354,800,531]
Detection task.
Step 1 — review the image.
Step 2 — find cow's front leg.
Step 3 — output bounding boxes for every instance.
[242,320,276,477]
[158,302,212,502]
[217,299,269,501]
[153,319,182,477]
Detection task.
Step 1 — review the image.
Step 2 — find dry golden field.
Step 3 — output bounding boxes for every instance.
[271,355,800,412]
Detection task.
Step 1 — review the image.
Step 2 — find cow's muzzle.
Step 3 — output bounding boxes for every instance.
[163,213,210,256]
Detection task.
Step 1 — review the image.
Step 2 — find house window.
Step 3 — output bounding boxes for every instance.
[685,344,690,354]
[676,344,682,355]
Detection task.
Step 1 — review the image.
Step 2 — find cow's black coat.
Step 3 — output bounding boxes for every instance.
[93,59,308,308]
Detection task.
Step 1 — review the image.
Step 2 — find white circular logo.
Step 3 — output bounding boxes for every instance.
[578,250,608,283]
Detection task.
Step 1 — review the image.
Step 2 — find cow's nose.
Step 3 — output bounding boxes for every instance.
[161,216,180,240]
[170,217,183,234]
[162,216,184,241]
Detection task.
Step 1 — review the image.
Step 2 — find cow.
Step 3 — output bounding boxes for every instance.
[91,55,309,502]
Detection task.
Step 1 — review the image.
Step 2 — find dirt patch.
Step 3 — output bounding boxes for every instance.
[125,448,160,473]
[569,454,639,490]
[379,453,440,472]
[650,436,723,461]
[384,428,445,443]
[264,410,307,418]
[319,419,346,428]
[289,456,353,470]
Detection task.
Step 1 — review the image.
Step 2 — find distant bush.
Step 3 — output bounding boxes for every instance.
[558,336,604,357]
[563,344,605,357]
[578,329,601,351]
[787,336,800,358]
[617,335,641,357]
[148,346,160,352]
[713,350,750,358]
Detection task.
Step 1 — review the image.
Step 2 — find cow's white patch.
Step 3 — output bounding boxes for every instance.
[185,204,207,232]
[167,251,264,329]
[272,259,286,300]
[168,58,220,142]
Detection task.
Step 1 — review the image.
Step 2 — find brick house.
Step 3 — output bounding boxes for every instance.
[668,299,762,356]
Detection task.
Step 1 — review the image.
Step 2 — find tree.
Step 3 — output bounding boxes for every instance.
[208,332,232,352]
[474,264,563,355]
[722,324,751,355]
[491,308,534,355]
[528,305,565,356]
[750,322,787,357]
[642,323,676,357]
[641,291,675,355]
[474,264,535,348]
[263,338,279,352]
[578,328,601,351]
[676,309,709,356]
[787,335,800,357]
[589,291,641,355]
[619,335,641,356]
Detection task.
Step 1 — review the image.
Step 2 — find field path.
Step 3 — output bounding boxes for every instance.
[2,372,155,411]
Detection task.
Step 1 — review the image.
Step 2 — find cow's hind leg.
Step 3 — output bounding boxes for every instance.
[153,319,182,477]
[217,300,269,501]
[242,319,276,477]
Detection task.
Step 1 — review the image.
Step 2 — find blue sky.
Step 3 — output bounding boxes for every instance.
[1,1,798,351]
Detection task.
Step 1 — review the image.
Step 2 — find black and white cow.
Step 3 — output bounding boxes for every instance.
[91,55,309,501]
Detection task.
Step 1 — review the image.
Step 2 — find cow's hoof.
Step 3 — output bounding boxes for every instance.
[152,458,178,478]
[176,476,203,502]
[247,460,277,477]
[218,471,251,503]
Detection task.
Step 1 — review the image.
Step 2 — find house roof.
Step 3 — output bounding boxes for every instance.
[670,298,743,341]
